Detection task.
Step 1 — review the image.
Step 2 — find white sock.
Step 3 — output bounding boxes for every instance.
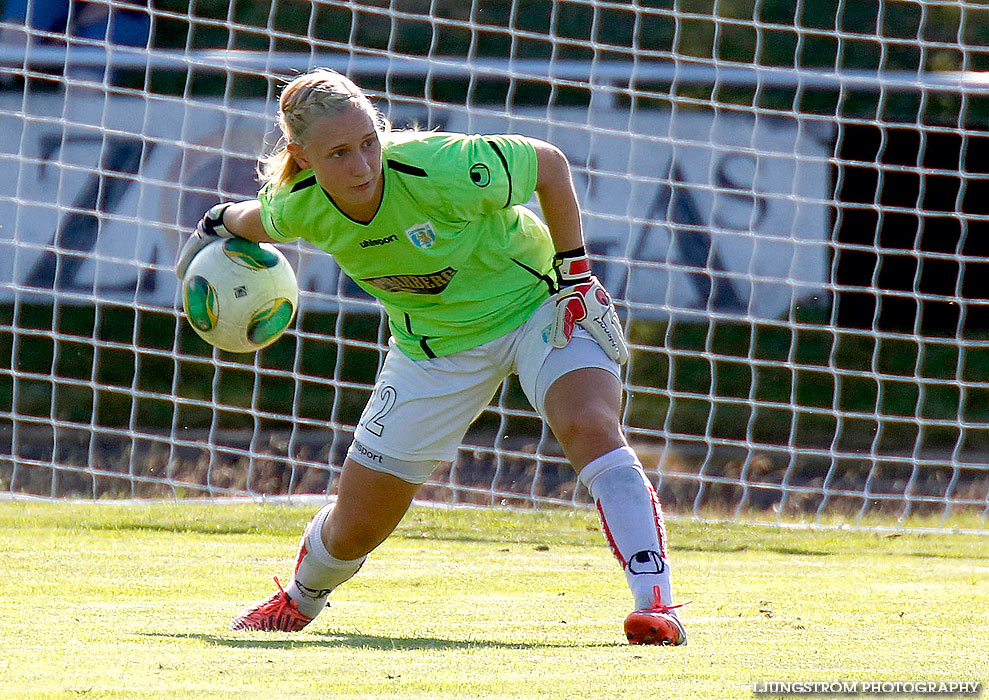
[578,446,674,611]
[285,504,366,619]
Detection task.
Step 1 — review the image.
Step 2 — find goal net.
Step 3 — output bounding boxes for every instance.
[1,0,987,531]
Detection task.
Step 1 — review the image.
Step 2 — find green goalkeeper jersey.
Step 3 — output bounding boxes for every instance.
[258,132,556,360]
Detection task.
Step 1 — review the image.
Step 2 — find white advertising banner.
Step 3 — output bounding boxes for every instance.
[0,88,832,320]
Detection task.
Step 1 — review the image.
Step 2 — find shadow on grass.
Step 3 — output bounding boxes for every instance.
[139,631,622,651]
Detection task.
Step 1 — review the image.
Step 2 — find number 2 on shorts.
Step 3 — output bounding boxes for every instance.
[361,383,397,437]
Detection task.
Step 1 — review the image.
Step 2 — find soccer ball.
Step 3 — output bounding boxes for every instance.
[182,238,299,353]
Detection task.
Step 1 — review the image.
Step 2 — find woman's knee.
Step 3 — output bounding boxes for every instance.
[549,403,625,466]
[562,409,622,446]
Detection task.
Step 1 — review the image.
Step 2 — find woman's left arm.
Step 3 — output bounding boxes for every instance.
[529,138,629,365]
[531,139,584,253]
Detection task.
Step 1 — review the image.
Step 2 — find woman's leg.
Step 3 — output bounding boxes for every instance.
[540,366,625,470]
[278,458,422,618]
[322,457,422,560]
[232,458,423,631]
[542,367,686,645]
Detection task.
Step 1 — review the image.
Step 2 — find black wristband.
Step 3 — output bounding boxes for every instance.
[552,246,592,286]
[553,245,586,261]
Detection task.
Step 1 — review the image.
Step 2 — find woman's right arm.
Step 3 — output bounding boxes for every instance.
[217,199,277,243]
[176,199,277,279]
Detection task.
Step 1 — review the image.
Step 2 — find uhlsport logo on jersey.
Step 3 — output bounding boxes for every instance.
[360,234,398,249]
[405,221,436,249]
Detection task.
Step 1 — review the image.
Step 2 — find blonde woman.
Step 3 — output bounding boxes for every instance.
[176,69,687,645]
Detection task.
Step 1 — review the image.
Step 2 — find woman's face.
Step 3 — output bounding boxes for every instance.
[289,106,383,222]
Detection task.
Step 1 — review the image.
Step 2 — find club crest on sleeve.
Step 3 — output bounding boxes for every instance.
[405,221,436,249]
[469,163,491,187]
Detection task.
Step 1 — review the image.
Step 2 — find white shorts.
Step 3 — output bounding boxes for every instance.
[347,298,620,483]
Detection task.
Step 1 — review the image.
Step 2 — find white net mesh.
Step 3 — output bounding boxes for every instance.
[1,0,988,530]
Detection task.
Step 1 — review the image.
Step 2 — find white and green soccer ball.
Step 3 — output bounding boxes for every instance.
[182,238,298,353]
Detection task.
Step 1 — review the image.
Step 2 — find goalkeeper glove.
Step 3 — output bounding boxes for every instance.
[548,247,629,365]
[175,203,235,280]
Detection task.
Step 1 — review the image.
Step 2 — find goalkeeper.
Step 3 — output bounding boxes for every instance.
[177,68,686,646]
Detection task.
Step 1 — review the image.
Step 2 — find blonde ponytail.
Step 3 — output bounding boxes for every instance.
[258,139,302,189]
[258,68,390,190]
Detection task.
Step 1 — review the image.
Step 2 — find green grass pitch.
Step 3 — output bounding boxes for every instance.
[0,502,985,699]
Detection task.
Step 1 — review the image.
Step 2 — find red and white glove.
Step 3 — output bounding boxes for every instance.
[548,247,629,365]
[175,203,235,280]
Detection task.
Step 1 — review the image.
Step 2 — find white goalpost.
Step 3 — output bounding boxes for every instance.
[0,0,987,531]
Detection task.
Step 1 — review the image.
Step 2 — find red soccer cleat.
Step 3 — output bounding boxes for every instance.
[623,586,688,646]
[231,576,313,632]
